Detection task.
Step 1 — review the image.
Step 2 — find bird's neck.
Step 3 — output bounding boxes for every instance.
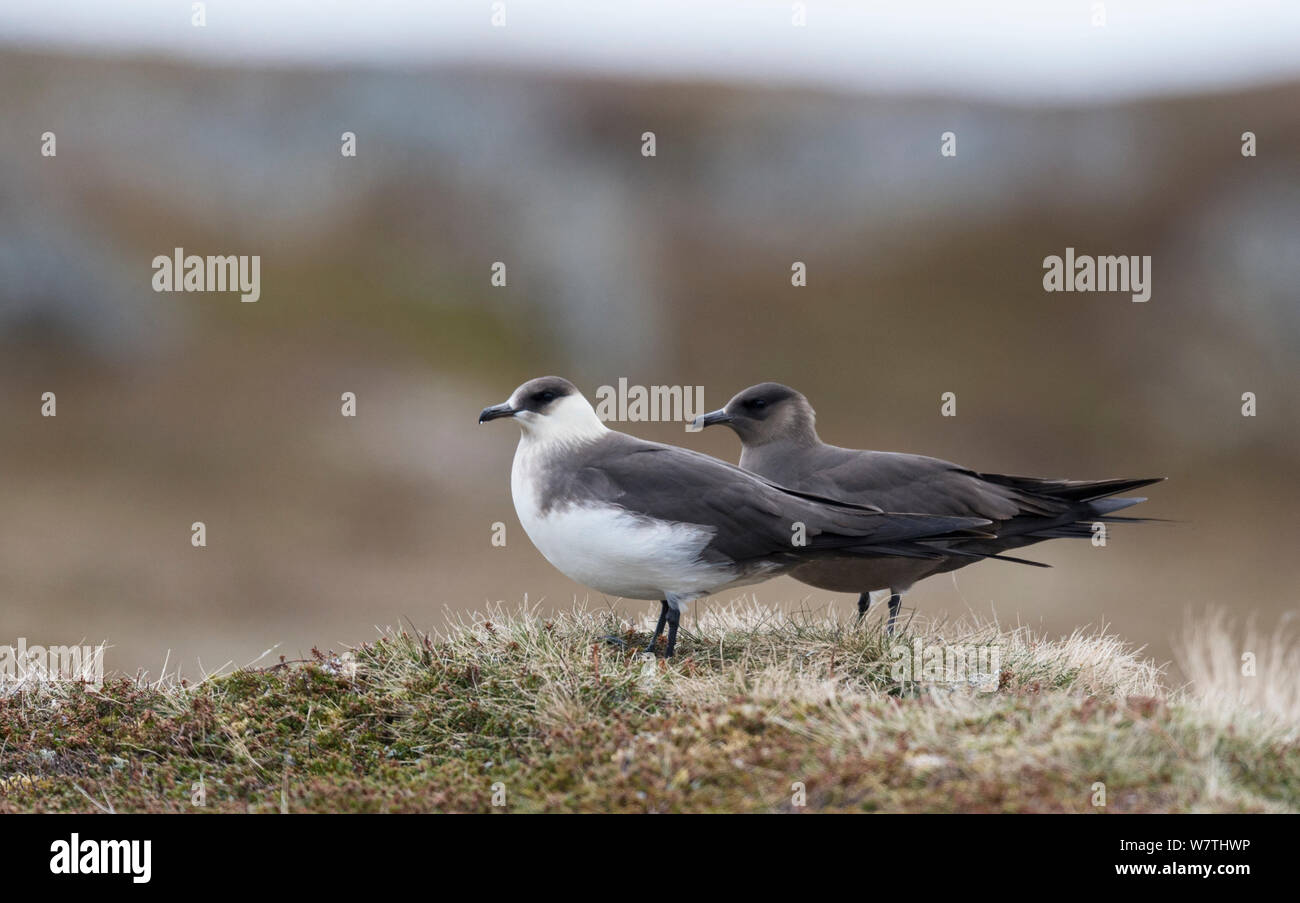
[739,433,824,474]
[515,412,609,463]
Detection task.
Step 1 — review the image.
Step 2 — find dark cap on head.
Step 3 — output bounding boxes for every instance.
[698,382,818,446]
[479,376,578,422]
[510,376,577,413]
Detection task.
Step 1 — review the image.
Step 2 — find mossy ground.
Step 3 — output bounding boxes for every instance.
[2,603,1296,813]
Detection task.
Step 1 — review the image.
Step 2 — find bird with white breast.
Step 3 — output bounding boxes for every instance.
[479,376,994,656]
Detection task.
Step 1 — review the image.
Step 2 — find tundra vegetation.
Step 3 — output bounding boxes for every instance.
[1,603,1295,813]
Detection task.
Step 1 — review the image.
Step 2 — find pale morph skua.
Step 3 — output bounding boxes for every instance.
[698,383,1161,631]
[479,377,997,655]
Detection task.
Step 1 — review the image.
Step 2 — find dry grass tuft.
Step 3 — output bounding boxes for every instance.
[0,601,1295,812]
[1177,608,1300,739]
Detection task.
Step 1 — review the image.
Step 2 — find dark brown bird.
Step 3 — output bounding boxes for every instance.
[697,382,1162,631]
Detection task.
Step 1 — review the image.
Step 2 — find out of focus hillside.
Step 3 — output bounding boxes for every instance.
[1,50,1297,674]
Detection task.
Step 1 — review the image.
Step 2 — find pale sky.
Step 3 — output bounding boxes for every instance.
[1,0,1298,102]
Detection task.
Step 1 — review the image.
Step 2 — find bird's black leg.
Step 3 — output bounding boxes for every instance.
[643,600,669,654]
[664,605,681,657]
[856,592,873,621]
[886,590,902,634]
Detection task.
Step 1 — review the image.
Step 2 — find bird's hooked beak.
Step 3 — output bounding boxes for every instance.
[691,408,733,431]
[478,402,517,424]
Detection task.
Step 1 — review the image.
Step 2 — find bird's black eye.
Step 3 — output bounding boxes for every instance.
[746,398,767,410]
[536,391,556,403]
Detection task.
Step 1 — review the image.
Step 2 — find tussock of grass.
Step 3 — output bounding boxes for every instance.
[1178,608,1300,734]
[1,602,1296,812]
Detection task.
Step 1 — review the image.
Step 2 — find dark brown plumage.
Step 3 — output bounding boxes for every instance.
[700,382,1162,629]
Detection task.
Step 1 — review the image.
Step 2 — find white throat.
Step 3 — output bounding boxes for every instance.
[511,391,610,452]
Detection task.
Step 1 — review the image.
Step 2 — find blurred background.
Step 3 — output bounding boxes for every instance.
[1,2,1297,678]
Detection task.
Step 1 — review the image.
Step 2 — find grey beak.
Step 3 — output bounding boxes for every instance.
[693,408,734,430]
[478,402,516,424]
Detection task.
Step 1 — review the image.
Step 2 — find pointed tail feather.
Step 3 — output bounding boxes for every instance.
[978,473,1165,503]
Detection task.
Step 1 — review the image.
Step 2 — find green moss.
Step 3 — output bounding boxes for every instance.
[0,608,1295,813]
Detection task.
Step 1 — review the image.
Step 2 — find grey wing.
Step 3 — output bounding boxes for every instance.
[802,450,1064,521]
[802,448,1161,545]
[574,437,991,565]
